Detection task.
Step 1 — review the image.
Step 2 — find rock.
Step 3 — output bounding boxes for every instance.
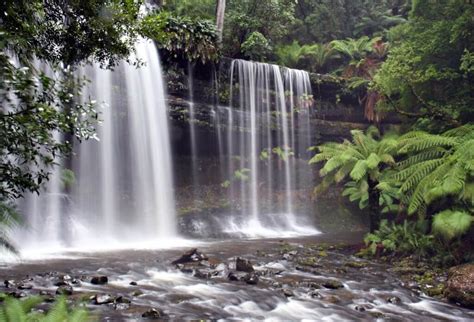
[354,305,366,312]
[445,263,474,308]
[17,283,33,290]
[283,289,294,297]
[131,290,143,297]
[424,284,445,297]
[90,276,108,285]
[114,303,130,311]
[93,294,114,305]
[322,280,344,289]
[4,280,15,288]
[344,261,368,269]
[310,291,323,299]
[171,248,208,265]
[193,269,211,279]
[244,273,259,285]
[39,290,53,296]
[129,281,138,286]
[142,308,164,319]
[115,296,131,304]
[54,280,70,287]
[8,291,27,298]
[56,285,73,295]
[386,296,401,304]
[236,257,254,272]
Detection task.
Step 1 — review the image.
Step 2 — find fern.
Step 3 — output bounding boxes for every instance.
[432,210,473,240]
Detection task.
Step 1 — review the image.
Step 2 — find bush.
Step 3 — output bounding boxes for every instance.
[241,32,272,61]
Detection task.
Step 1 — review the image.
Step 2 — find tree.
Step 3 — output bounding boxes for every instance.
[373,0,474,131]
[0,0,140,202]
[310,127,399,231]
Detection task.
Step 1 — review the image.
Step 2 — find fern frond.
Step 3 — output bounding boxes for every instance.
[398,159,445,192]
[396,148,447,168]
[432,210,473,240]
[350,160,368,181]
[399,135,459,154]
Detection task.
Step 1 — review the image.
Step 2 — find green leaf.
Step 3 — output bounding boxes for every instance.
[432,210,473,240]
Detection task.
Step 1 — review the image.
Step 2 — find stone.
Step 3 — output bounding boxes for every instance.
[4,280,15,288]
[344,261,368,269]
[129,281,138,286]
[244,273,259,285]
[115,296,131,304]
[114,303,130,311]
[321,279,344,289]
[171,248,208,265]
[282,288,294,297]
[93,294,114,305]
[445,263,474,308]
[131,290,143,297]
[90,276,108,285]
[17,283,33,290]
[386,296,401,304]
[54,280,70,287]
[56,285,73,295]
[236,257,254,272]
[39,290,53,296]
[354,305,366,312]
[142,308,164,319]
[193,269,211,279]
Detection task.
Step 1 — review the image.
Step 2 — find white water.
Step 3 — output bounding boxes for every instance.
[14,38,177,253]
[219,59,319,237]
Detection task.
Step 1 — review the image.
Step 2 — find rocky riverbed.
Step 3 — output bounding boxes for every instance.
[0,233,473,321]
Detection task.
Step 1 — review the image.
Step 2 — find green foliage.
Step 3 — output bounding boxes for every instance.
[0,296,91,322]
[364,219,434,257]
[0,201,21,254]
[432,210,473,241]
[374,0,474,130]
[276,42,336,72]
[0,0,140,201]
[272,146,294,162]
[394,124,474,216]
[163,0,215,20]
[140,11,219,64]
[60,170,76,190]
[223,0,296,57]
[241,32,272,61]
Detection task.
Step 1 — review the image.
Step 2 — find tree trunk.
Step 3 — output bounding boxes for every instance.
[215,0,226,44]
[368,179,380,232]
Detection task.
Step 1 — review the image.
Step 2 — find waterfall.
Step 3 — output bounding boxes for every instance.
[15,38,178,252]
[220,59,319,237]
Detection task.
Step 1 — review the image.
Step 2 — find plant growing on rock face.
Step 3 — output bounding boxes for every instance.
[309,126,399,231]
[0,201,21,254]
[241,32,272,61]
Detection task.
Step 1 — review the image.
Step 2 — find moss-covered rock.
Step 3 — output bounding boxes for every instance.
[445,264,474,308]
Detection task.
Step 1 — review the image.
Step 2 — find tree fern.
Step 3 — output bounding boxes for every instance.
[432,210,473,240]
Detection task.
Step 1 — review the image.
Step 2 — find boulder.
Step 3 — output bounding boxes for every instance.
[90,276,108,285]
[93,294,114,305]
[236,257,254,273]
[321,279,344,289]
[244,273,259,285]
[56,285,73,295]
[445,264,474,308]
[142,308,164,319]
[171,248,208,265]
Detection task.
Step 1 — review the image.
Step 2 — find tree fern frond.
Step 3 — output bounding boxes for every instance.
[396,148,447,168]
[399,135,459,154]
[397,159,445,192]
[350,160,368,181]
[432,210,473,240]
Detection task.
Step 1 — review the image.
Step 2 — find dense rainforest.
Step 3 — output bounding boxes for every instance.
[0,0,473,320]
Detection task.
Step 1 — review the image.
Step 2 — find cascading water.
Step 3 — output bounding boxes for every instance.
[15,38,178,253]
[219,59,319,237]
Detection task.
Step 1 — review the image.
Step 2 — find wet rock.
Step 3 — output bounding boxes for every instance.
[424,284,445,297]
[321,280,344,289]
[142,308,164,319]
[172,248,208,265]
[310,291,323,299]
[386,296,401,304]
[392,266,425,275]
[354,305,366,312]
[193,269,211,279]
[282,288,294,297]
[8,291,27,298]
[114,303,130,311]
[56,285,73,295]
[295,266,319,275]
[115,296,131,304]
[344,261,368,269]
[90,276,108,285]
[93,294,114,305]
[17,283,33,290]
[445,263,474,308]
[39,290,53,296]
[131,290,143,297]
[300,281,321,289]
[244,273,259,285]
[54,280,70,287]
[4,280,16,288]
[129,281,138,286]
[236,257,254,272]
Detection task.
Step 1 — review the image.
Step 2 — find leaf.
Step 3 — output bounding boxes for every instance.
[432,210,473,240]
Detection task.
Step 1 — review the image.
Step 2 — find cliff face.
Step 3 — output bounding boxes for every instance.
[164,60,399,234]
